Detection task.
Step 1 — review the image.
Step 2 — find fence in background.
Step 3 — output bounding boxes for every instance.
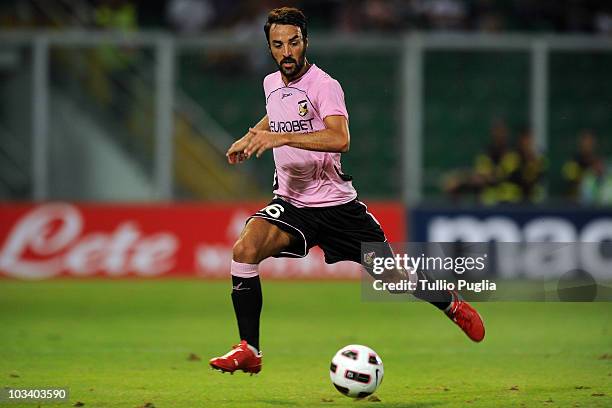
[0,31,611,203]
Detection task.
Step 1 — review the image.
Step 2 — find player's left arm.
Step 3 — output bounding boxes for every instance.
[244,115,350,158]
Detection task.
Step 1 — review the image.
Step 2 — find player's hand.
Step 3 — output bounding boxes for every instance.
[245,128,286,158]
[226,136,250,164]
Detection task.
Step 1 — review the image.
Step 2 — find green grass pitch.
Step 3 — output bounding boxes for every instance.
[1,280,611,407]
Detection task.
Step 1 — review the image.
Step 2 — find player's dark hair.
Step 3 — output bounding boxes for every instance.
[264,7,308,44]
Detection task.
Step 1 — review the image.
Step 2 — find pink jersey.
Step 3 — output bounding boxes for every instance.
[263,64,357,207]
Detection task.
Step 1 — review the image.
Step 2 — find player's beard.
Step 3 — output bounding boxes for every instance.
[276,49,307,81]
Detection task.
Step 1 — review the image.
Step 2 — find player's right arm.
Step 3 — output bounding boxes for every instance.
[226,115,270,164]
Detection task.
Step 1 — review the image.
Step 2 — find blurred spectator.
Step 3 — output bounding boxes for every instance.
[474,0,523,32]
[166,0,216,34]
[94,0,137,31]
[414,0,468,31]
[562,130,601,201]
[228,0,278,73]
[335,2,363,33]
[361,0,404,31]
[444,121,546,205]
[3,0,612,34]
[472,119,517,205]
[594,5,612,35]
[444,119,512,204]
[88,1,139,108]
[505,128,546,203]
[579,158,612,204]
[477,12,505,32]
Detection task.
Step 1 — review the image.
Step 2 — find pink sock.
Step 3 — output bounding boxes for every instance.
[231,260,259,278]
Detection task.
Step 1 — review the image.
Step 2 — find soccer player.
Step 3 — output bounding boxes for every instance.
[209,7,485,375]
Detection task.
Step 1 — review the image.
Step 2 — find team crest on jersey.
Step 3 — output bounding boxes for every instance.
[298,99,308,116]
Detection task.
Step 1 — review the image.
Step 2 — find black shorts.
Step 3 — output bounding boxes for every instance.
[248,197,387,264]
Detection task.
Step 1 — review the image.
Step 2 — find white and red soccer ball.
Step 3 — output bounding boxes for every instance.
[330,344,384,398]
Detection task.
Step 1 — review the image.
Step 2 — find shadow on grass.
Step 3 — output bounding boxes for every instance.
[370,402,444,408]
[257,399,444,407]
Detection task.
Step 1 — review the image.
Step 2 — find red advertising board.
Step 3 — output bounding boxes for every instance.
[0,202,405,280]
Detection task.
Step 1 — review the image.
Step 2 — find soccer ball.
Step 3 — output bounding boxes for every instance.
[329,344,384,398]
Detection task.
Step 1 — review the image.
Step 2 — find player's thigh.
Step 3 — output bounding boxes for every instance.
[318,200,386,264]
[233,218,294,263]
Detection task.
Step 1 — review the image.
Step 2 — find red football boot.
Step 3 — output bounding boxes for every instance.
[209,340,262,375]
[445,292,485,342]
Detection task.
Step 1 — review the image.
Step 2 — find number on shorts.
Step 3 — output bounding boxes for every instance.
[262,203,284,219]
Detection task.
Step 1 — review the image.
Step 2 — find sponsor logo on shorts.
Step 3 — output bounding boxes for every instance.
[363,251,376,266]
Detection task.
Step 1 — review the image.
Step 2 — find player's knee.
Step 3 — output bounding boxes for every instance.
[233,239,261,264]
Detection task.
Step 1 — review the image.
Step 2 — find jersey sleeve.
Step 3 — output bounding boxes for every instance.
[263,76,270,104]
[314,78,349,120]
[263,72,275,105]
